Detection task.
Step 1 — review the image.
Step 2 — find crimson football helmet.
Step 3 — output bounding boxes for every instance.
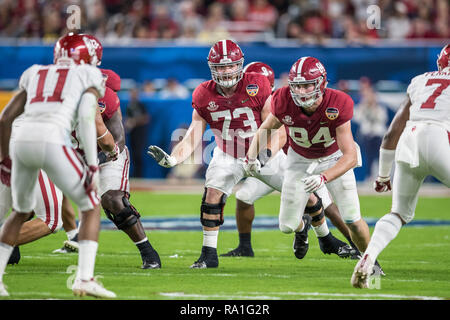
[288,56,328,108]
[53,33,101,66]
[244,62,275,89]
[437,44,450,71]
[207,39,244,88]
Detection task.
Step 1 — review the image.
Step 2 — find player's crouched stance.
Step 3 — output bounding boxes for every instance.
[148,39,274,269]
[244,57,376,267]
[351,44,450,289]
[0,33,115,298]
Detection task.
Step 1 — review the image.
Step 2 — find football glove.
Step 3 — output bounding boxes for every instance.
[147,145,177,168]
[242,156,261,176]
[0,156,11,187]
[374,176,391,192]
[301,174,327,193]
[84,165,99,194]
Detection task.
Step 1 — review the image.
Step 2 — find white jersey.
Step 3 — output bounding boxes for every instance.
[14,61,105,146]
[407,68,450,131]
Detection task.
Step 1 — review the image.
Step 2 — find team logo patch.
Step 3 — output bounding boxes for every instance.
[325,107,339,120]
[282,115,294,125]
[98,101,106,114]
[207,101,219,111]
[246,84,259,96]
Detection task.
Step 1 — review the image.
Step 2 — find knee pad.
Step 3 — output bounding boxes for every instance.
[279,223,295,234]
[104,196,140,230]
[200,188,227,228]
[305,193,325,223]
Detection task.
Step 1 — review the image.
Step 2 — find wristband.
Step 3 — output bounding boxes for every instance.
[378,148,395,177]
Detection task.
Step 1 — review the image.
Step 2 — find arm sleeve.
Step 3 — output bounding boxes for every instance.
[77,91,98,167]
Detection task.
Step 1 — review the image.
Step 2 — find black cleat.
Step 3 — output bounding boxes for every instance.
[7,246,20,265]
[220,246,254,257]
[318,232,358,259]
[373,259,386,276]
[190,246,218,269]
[293,214,312,259]
[142,250,161,269]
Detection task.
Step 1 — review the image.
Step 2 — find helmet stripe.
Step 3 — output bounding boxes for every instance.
[222,39,227,57]
[297,56,309,77]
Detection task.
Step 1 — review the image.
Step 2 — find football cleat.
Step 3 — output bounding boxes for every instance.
[72,278,116,299]
[220,246,254,257]
[142,250,161,269]
[351,253,374,288]
[63,240,79,252]
[293,214,312,259]
[318,232,357,259]
[7,246,20,265]
[190,246,218,269]
[0,282,9,297]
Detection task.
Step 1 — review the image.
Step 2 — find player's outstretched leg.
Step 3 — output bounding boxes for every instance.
[191,188,225,269]
[220,199,254,257]
[293,214,312,259]
[102,191,161,269]
[72,205,116,298]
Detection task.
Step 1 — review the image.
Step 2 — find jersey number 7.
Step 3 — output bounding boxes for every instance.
[30,68,69,104]
[420,79,450,109]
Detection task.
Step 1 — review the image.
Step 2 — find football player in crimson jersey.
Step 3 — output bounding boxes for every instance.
[53,65,161,268]
[245,56,382,269]
[352,44,450,288]
[0,33,115,298]
[148,39,287,268]
[222,62,359,259]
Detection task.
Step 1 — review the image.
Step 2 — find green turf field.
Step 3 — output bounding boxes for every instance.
[1,193,449,300]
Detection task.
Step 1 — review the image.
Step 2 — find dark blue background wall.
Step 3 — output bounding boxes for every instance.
[0,44,442,181]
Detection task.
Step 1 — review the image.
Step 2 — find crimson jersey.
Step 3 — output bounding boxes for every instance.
[72,85,120,153]
[98,86,120,121]
[271,87,353,159]
[192,72,272,158]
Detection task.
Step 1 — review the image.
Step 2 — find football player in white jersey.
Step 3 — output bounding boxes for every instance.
[351,44,450,288]
[0,33,115,298]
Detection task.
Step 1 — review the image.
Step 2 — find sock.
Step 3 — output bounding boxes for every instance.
[238,233,251,248]
[203,230,219,249]
[364,213,403,261]
[313,220,330,238]
[66,229,78,241]
[135,237,155,258]
[0,243,13,282]
[77,240,98,281]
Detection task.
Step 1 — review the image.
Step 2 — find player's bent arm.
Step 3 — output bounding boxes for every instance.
[170,109,207,164]
[322,120,357,182]
[266,126,287,156]
[382,96,411,150]
[377,95,411,178]
[77,88,100,167]
[104,109,126,151]
[0,89,27,160]
[95,108,115,152]
[247,113,282,160]
[260,95,272,122]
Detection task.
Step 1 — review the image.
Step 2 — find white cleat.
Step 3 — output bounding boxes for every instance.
[0,282,9,297]
[72,278,116,299]
[63,240,79,253]
[351,253,375,288]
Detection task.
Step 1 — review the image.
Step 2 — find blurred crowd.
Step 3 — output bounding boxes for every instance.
[0,0,448,44]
